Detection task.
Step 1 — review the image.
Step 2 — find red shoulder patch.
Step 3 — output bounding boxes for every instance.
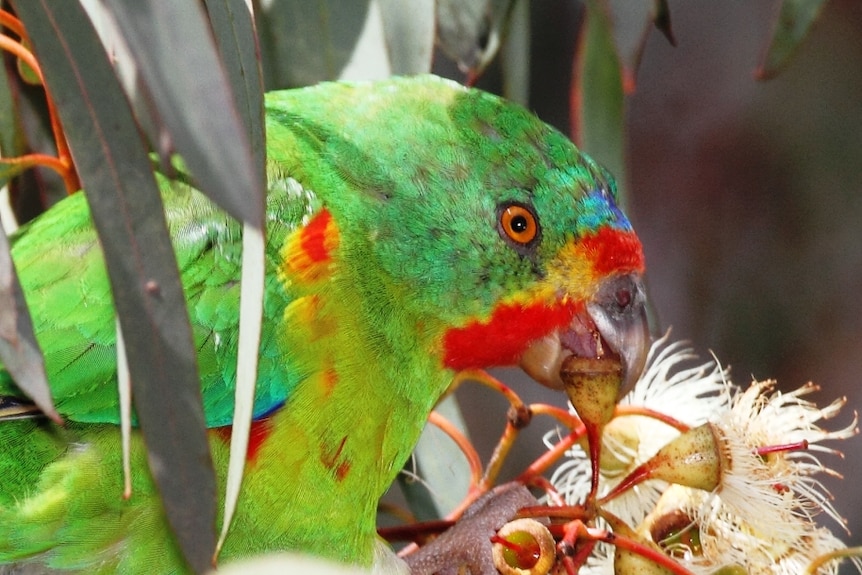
[282,208,340,282]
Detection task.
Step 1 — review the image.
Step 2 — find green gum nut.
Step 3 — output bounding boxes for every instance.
[561,356,622,429]
[614,546,676,575]
[646,423,725,492]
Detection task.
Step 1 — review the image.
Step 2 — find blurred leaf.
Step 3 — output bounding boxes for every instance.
[0,55,25,203]
[253,0,374,88]
[500,0,529,105]
[0,215,58,422]
[435,0,517,77]
[14,47,40,86]
[335,0,392,81]
[377,0,434,74]
[603,0,674,92]
[399,395,472,521]
[604,0,651,92]
[101,0,264,226]
[653,0,675,46]
[756,0,828,80]
[12,2,216,572]
[573,0,628,206]
[0,161,25,191]
[0,56,14,159]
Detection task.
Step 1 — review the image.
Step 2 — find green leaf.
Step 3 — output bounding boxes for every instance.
[101,0,265,226]
[573,0,628,207]
[587,1,675,93]
[12,2,216,572]
[0,215,58,423]
[756,0,829,80]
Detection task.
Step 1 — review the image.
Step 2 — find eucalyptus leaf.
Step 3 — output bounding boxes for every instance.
[574,0,628,208]
[333,0,391,81]
[0,52,17,159]
[0,161,26,192]
[204,0,266,183]
[203,0,268,556]
[756,0,828,80]
[12,2,216,572]
[100,0,264,226]
[605,0,652,92]
[217,222,265,557]
[377,0,435,75]
[500,0,529,105]
[0,216,57,423]
[400,395,472,521]
[653,0,675,46]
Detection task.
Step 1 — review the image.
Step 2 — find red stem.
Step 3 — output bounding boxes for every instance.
[614,404,691,433]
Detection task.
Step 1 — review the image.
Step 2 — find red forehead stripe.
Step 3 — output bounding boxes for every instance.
[443,300,580,370]
[581,228,645,276]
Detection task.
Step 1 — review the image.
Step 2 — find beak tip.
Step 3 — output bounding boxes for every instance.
[586,275,651,399]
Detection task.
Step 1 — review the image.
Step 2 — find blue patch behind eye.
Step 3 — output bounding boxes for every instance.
[576,188,632,233]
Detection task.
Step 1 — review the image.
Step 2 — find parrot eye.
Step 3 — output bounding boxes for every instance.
[498,202,540,249]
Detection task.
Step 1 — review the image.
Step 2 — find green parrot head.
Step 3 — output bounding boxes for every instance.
[272,76,649,395]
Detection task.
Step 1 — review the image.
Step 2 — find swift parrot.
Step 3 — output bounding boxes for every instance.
[0,75,649,573]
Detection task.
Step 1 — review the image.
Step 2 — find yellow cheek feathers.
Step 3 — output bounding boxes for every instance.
[547,227,645,301]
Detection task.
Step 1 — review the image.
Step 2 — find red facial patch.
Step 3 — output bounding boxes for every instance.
[212,418,273,463]
[442,300,581,370]
[580,228,645,276]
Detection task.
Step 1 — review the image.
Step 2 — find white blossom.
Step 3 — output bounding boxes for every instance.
[544,335,861,574]
[546,333,731,526]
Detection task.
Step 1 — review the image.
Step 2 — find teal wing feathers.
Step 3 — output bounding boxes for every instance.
[0,167,309,427]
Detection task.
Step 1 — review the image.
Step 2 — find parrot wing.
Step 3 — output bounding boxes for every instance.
[0,168,308,427]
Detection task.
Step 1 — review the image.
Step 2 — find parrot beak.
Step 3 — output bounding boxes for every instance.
[519,273,650,399]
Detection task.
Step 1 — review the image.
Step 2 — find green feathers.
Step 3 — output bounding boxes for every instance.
[0,75,646,573]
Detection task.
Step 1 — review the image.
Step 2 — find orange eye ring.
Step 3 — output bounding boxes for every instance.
[499,204,539,245]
